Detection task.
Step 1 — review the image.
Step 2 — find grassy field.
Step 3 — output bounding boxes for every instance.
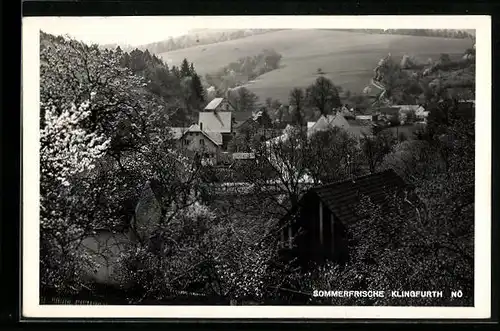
[158,29,473,103]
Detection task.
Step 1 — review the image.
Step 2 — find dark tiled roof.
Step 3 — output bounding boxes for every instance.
[310,170,416,225]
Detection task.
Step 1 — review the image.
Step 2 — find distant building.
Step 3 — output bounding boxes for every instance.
[80,181,162,287]
[308,113,350,137]
[355,114,378,121]
[279,170,420,265]
[307,114,371,139]
[199,98,236,149]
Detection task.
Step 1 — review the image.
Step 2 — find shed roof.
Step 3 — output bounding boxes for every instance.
[309,169,416,225]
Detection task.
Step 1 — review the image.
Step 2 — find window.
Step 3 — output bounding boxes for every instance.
[200,139,205,146]
[184,139,189,146]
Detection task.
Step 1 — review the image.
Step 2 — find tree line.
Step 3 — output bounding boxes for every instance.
[331,29,475,40]
[127,29,283,54]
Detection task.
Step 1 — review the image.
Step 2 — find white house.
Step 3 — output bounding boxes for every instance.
[175,124,223,165]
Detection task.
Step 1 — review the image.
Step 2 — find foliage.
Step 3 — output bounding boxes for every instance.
[289,88,306,125]
[305,76,342,116]
[307,127,364,184]
[360,129,397,173]
[227,87,259,112]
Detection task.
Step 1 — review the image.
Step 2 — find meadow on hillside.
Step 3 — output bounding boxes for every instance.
[159,30,473,103]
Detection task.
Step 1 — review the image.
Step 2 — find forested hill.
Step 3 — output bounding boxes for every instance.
[101,29,283,54]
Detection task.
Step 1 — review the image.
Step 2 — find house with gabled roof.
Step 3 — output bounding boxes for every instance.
[307,113,371,139]
[279,170,420,265]
[177,124,223,165]
[308,113,349,137]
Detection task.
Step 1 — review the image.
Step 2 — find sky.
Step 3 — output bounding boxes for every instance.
[38,17,190,46]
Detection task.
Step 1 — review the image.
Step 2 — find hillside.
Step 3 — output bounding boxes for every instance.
[158,29,473,103]
[136,29,281,55]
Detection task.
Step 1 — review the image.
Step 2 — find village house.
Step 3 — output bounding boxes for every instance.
[168,98,236,160]
[199,97,235,150]
[278,170,420,265]
[168,98,282,165]
[176,124,223,165]
[336,104,356,119]
[307,113,371,139]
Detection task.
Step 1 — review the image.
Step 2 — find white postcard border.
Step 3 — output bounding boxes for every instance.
[22,15,491,319]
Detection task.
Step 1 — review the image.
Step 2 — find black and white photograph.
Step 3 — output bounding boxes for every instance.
[22,16,491,319]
